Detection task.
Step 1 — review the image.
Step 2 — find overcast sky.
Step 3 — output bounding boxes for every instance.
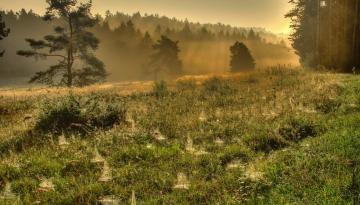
[0,0,292,33]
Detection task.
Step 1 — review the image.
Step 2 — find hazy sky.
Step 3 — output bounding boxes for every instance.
[0,0,291,33]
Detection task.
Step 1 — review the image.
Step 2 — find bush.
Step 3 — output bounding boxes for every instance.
[152,80,168,98]
[278,117,317,142]
[34,93,126,134]
[203,78,236,95]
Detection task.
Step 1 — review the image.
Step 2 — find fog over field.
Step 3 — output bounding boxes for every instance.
[0,7,297,86]
[0,0,360,204]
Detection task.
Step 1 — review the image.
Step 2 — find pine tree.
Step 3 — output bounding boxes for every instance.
[17,0,106,87]
[154,25,162,37]
[164,28,174,38]
[199,26,212,40]
[180,20,192,40]
[140,31,153,49]
[147,36,182,80]
[0,14,10,57]
[230,41,255,72]
[247,29,261,41]
[125,20,136,37]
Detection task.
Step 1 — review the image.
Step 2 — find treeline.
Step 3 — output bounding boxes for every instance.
[0,9,294,86]
[101,11,268,42]
[287,0,360,72]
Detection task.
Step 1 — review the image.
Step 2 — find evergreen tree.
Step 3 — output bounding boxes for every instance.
[0,14,10,57]
[147,35,182,80]
[287,0,360,71]
[154,25,162,37]
[125,20,136,37]
[164,28,173,37]
[247,29,261,41]
[199,26,212,40]
[140,31,153,49]
[17,0,106,87]
[230,41,255,72]
[180,20,192,39]
[286,0,317,67]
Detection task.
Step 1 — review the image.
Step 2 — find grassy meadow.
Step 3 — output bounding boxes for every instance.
[0,68,360,204]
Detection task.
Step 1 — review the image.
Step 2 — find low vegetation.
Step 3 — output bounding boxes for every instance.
[0,68,359,204]
[34,93,127,135]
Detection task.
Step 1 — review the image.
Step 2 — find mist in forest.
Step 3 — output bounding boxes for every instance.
[0,10,298,87]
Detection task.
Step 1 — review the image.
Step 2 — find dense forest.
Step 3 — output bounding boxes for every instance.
[287,0,360,72]
[0,9,296,86]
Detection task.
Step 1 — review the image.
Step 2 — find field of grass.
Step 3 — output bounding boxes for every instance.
[0,68,360,204]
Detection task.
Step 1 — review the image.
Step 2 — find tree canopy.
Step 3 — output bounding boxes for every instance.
[17,0,106,87]
[287,0,360,72]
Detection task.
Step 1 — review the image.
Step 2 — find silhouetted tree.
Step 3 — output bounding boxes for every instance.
[17,0,106,87]
[124,20,136,38]
[0,14,10,57]
[247,29,261,41]
[199,26,213,40]
[140,31,153,49]
[154,25,162,37]
[180,20,192,40]
[0,9,293,85]
[147,35,182,80]
[230,41,255,72]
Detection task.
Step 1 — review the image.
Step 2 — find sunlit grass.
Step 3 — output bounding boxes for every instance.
[1,68,359,204]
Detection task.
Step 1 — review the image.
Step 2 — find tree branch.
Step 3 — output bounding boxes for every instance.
[17,50,67,59]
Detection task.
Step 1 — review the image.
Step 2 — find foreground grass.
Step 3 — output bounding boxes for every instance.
[0,68,358,204]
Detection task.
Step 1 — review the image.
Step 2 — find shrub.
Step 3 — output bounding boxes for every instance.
[203,78,236,96]
[34,93,126,134]
[278,117,317,142]
[152,80,168,98]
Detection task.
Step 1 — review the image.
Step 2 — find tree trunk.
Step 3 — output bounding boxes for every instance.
[353,0,360,69]
[67,17,74,87]
[316,0,321,67]
[329,0,333,68]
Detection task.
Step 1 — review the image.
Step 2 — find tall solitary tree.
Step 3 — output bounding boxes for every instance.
[17,0,106,87]
[0,14,10,57]
[230,41,255,72]
[147,35,182,80]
